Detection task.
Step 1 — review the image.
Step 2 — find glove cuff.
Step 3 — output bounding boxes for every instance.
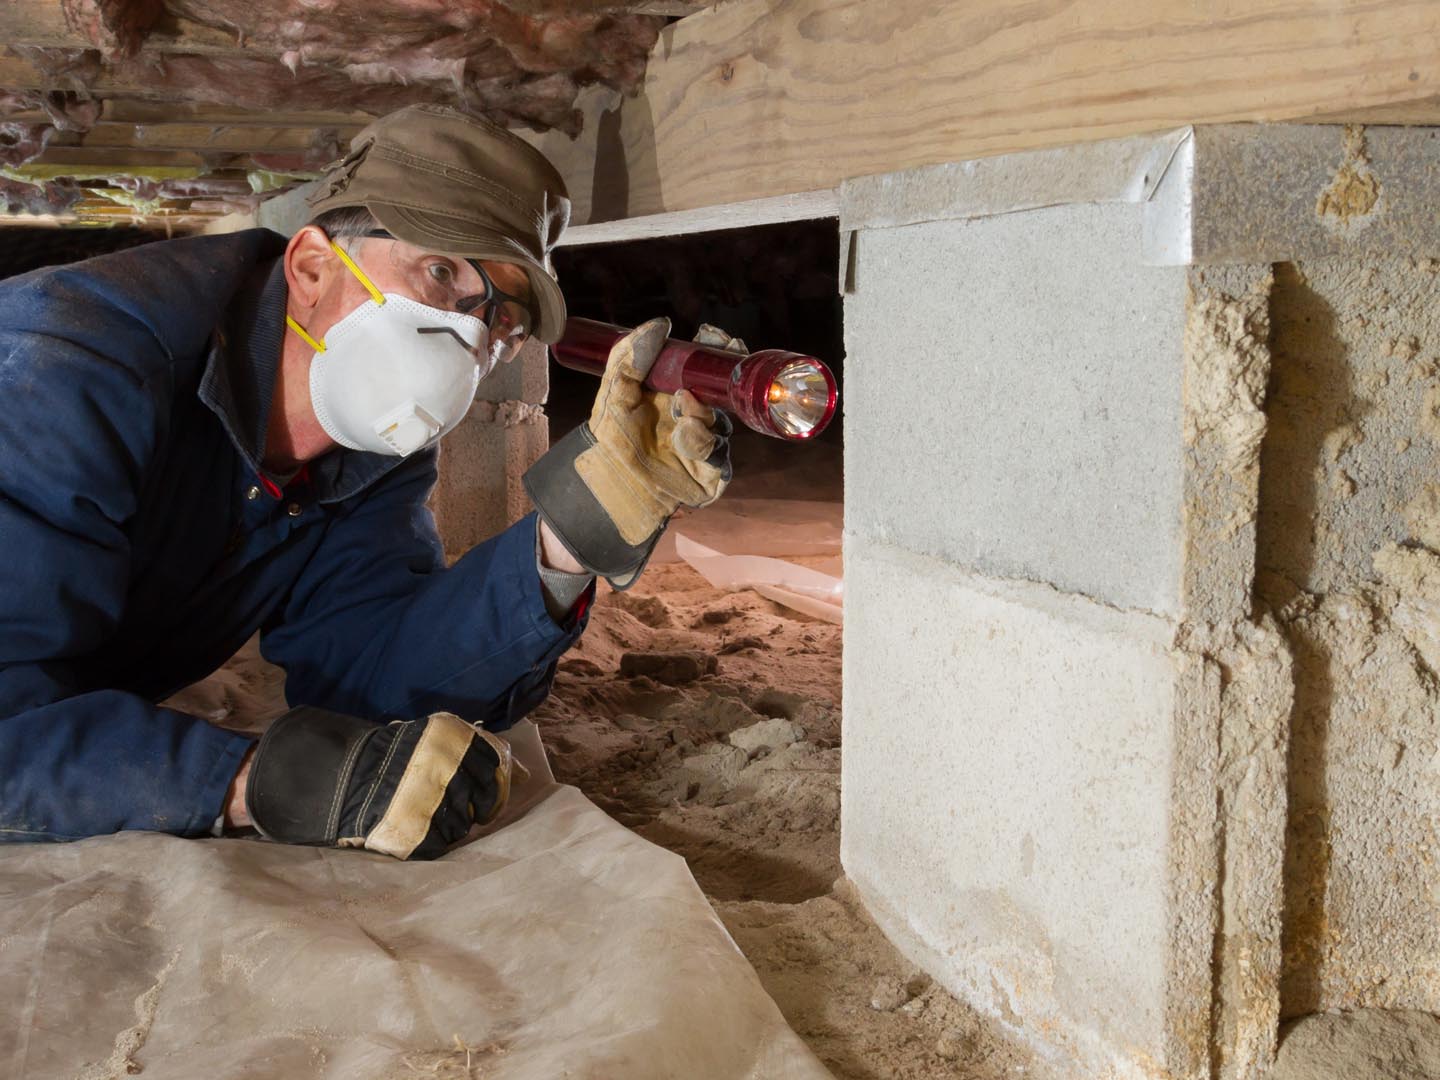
[246,706,377,845]
[523,423,663,590]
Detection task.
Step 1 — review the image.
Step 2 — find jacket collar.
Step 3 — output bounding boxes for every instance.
[199,254,407,505]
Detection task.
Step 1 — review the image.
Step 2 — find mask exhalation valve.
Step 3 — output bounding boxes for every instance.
[373,400,443,456]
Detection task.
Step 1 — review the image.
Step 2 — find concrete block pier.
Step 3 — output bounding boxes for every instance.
[839,125,1440,1079]
[428,337,550,562]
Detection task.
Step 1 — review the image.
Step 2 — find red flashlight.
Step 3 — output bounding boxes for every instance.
[550,318,839,441]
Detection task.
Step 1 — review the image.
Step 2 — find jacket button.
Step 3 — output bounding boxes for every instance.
[245,485,261,501]
[287,503,302,517]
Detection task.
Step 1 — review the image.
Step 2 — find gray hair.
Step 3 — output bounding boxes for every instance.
[308,205,378,242]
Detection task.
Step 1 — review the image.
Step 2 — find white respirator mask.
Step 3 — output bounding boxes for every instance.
[286,241,494,457]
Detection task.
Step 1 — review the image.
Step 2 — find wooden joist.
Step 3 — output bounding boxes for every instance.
[0,56,171,97]
[95,101,373,128]
[4,0,1439,230]
[1,101,362,129]
[0,101,367,182]
[522,0,1440,224]
[46,121,366,155]
[29,147,224,168]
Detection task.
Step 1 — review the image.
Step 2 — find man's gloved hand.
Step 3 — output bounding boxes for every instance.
[578,317,731,542]
[692,323,747,354]
[524,318,734,589]
[245,706,520,861]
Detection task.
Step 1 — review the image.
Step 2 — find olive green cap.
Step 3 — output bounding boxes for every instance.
[306,104,570,343]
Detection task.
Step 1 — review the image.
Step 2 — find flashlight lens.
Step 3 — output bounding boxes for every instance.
[766,361,833,437]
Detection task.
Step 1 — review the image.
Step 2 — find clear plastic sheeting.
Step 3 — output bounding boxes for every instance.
[0,722,831,1080]
[676,533,844,624]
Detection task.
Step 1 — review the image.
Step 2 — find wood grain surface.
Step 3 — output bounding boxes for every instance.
[523,0,1440,224]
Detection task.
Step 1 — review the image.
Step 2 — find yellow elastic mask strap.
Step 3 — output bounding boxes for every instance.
[329,239,386,306]
[285,315,326,354]
[284,238,387,353]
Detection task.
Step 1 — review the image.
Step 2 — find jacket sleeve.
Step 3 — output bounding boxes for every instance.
[0,314,253,842]
[260,452,586,730]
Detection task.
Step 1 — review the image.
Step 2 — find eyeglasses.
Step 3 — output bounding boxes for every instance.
[361,229,536,367]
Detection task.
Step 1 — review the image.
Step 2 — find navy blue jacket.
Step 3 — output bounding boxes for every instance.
[0,229,583,841]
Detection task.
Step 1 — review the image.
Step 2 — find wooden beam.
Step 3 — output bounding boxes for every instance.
[523,0,1440,225]
[97,101,374,127]
[31,147,222,168]
[6,162,213,180]
[0,101,373,133]
[628,1,707,13]
[1310,94,1440,124]
[0,56,172,97]
[47,121,365,154]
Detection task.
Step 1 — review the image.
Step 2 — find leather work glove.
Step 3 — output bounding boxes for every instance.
[578,318,731,541]
[246,706,521,861]
[525,317,733,589]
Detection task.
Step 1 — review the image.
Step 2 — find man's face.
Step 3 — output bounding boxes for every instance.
[335,233,536,367]
[347,235,532,311]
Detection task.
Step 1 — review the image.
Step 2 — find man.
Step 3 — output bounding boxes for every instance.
[0,105,729,860]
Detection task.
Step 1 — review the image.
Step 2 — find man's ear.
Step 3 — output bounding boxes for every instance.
[284,225,335,309]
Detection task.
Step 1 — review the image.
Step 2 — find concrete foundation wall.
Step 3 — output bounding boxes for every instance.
[840,125,1440,1079]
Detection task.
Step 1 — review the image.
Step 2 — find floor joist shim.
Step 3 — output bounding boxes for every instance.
[558,189,839,246]
[522,0,1440,225]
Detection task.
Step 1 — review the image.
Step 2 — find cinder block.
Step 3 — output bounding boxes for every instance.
[475,337,550,406]
[255,180,318,236]
[1258,255,1440,1018]
[429,340,552,561]
[843,204,1191,616]
[841,536,1216,1078]
[429,402,548,563]
[1259,257,1440,596]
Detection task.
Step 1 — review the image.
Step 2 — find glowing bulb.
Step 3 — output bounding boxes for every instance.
[766,361,833,437]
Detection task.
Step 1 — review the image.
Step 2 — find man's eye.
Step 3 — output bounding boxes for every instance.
[426,263,454,285]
